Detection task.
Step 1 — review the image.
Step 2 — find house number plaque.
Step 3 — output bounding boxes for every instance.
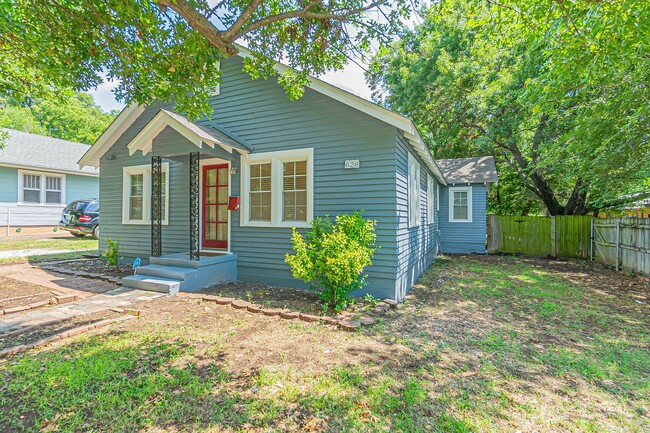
[344,160,360,169]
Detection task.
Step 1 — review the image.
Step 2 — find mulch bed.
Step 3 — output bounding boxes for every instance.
[40,258,132,279]
[200,282,385,318]
[0,310,121,350]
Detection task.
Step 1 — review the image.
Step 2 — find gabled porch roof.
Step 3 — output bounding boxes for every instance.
[127,109,251,157]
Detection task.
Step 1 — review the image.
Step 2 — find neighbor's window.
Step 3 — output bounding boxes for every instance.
[45,176,62,204]
[19,171,65,205]
[22,174,41,203]
[408,152,421,227]
[283,160,307,221]
[122,163,169,224]
[449,186,472,222]
[242,149,313,227]
[249,162,272,221]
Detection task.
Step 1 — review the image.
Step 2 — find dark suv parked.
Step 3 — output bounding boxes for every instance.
[59,199,99,239]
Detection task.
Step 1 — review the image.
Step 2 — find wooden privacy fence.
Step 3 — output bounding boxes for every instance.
[487,215,592,259]
[488,215,650,276]
[591,218,650,276]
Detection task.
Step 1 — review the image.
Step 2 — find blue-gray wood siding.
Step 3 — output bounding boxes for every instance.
[98,57,404,298]
[394,135,439,300]
[439,184,488,253]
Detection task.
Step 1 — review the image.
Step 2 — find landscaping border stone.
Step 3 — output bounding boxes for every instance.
[0,314,136,358]
[199,293,393,331]
[0,290,80,316]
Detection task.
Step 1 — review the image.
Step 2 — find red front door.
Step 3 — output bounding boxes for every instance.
[202,164,229,249]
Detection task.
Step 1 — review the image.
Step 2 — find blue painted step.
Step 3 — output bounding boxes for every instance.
[123,253,238,294]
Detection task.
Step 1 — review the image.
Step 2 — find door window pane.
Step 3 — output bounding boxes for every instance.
[283,160,307,221]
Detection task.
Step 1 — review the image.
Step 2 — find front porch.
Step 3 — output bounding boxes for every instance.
[120,109,252,294]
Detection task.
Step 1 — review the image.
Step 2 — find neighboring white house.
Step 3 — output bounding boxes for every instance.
[0,129,99,229]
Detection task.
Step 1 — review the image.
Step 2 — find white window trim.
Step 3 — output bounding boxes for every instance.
[408,152,421,228]
[436,183,440,211]
[427,174,435,225]
[210,61,221,96]
[240,148,314,228]
[17,169,66,206]
[122,163,170,225]
[449,186,473,223]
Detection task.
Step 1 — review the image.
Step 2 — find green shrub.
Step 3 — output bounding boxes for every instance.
[285,211,378,311]
[102,237,122,269]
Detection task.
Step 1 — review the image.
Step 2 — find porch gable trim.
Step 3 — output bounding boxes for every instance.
[127,109,250,157]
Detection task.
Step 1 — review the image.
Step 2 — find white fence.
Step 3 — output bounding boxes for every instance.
[1,206,63,235]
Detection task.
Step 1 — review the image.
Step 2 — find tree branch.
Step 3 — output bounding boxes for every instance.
[156,0,238,56]
[237,1,386,39]
[222,0,264,41]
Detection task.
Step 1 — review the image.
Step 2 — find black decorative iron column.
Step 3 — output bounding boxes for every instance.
[189,152,200,261]
[151,156,162,257]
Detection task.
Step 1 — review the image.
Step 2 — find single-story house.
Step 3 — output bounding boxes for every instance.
[79,52,497,301]
[0,129,99,229]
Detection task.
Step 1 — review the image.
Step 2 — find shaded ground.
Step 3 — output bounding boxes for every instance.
[55,258,134,279]
[202,282,380,316]
[0,309,119,350]
[0,255,648,432]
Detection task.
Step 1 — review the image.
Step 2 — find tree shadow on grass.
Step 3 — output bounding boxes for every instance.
[0,330,475,433]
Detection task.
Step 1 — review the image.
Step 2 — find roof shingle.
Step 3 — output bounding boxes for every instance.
[436,156,498,184]
[0,129,98,175]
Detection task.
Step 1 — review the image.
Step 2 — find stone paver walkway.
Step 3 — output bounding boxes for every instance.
[0,287,164,333]
[0,263,115,296]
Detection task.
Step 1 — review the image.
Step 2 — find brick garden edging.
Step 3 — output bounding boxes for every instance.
[38,263,123,286]
[195,294,397,332]
[0,313,137,358]
[0,291,80,316]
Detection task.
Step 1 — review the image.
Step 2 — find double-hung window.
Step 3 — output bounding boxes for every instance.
[122,163,169,224]
[241,148,313,227]
[408,152,421,227]
[18,171,66,205]
[427,174,435,225]
[449,186,472,222]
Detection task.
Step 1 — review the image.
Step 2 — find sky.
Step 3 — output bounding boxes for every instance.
[89,60,373,112]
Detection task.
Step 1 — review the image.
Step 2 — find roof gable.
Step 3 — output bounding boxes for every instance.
[78,49,445,183]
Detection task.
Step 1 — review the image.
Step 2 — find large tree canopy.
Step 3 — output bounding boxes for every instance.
[0,92,117,143]
[0,0,408,119]
[368,0,650,215]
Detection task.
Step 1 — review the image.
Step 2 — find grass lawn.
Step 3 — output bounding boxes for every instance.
[0,236,98,265]
[1,255,648,432]
[0,237,98,253]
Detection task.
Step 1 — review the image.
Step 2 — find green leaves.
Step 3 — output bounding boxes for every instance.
[368,0,650,215]
[0,92,116,144]
[285,211,378,310]
[0,0,409,119]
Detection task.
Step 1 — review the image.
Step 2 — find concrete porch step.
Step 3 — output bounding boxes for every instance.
[150,256,200,269]
[135,264,197,281]
[121,275,180,295]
